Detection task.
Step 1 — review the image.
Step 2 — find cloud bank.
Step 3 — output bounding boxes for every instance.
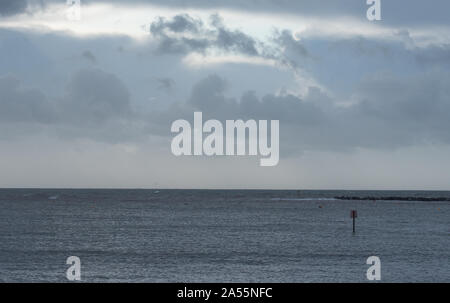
[1,3,450,188]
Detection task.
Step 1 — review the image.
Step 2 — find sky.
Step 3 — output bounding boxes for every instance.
[1,0,450,189]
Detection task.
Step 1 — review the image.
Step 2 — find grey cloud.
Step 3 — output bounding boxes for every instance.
[276,30,308,57]
[0,76,55,124]
[151,14,202,34]
[186,75,323,124]
[150,14,209,54]
[2,68,450,156]
[212,14,259,56]
[186,75,324,124]
[328,36,397,58]
[216,27,258,56]
[188,74,231,112]
[62,68,132,125]
[2,17,450,156]
[272,29,309,69]
[147,71,450,156]
[149,14,308,72]
[150,14,263,57]
[156,77,175,92]
[415,44,450,68]
[81,50,97,64]
[0,0,27,16]
[152,34,209,55]
[296,33,450,97]
[0,68,139,142]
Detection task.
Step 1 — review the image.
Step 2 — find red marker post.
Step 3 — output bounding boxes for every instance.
[350,210,358,233]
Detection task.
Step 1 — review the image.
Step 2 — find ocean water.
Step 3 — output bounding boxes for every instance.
[0,189,448,282]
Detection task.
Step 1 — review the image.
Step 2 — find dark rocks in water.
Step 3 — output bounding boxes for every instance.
[334,196,450,202]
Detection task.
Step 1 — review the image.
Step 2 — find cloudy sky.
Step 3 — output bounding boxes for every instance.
[1,0,450,189]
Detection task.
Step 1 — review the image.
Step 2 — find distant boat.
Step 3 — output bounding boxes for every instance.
[48,195,59,200]
[153,190,160,194]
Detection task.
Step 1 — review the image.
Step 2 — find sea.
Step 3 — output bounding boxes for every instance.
[0,189,448,282]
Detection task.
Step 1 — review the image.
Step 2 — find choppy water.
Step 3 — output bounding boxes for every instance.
[0,189,448,282]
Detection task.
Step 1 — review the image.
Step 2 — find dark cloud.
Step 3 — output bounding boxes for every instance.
[145,71,450,156]
[150,14,209,54]
[81,50,97,64]
[150,14,263,57]
[272,29,309,69]
[0,0,27,16]
[276,30,308,57]
[62,68,132,125]
[415,44,450,68]
[0,69,139,142]
[0,76,55,124]
[213,14,259,56]
[181,74,326,125]
[216,27,258,56]
[188,74,231,113]
[2,66,450,155]
[1,8,450,156]
[149,13,308,72]
[150,13,202,34]
[156,77,175,92]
